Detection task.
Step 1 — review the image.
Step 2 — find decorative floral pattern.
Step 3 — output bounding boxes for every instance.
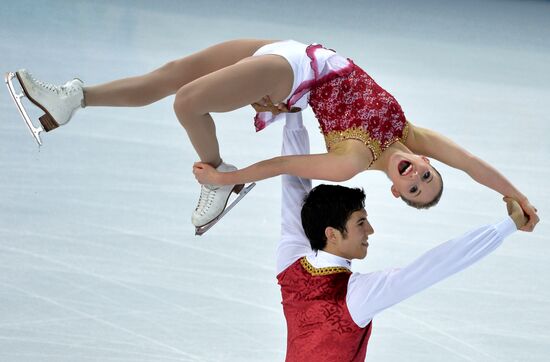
[278,257,372,361]
[310,63,409,165]
[253,43,354,132]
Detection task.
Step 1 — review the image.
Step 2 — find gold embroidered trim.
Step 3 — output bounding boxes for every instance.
[322,122,410,167]
[400,122,410,143]
[300,257,351,276]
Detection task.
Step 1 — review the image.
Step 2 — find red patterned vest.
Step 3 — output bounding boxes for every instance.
[277,257,373,362]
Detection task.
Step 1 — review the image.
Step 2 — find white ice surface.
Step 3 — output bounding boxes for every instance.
[0,0,549,361]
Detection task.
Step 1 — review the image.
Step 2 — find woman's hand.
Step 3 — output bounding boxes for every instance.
[517,198,539,232]
[193,162,221,185]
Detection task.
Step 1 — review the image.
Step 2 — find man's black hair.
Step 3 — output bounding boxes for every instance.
[301,184,366,251]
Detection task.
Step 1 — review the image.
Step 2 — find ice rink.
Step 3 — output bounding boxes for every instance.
[1,0,549,361]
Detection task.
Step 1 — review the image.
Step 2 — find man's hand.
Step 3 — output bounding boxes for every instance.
[251,96,301,115]
[504,197,528,230]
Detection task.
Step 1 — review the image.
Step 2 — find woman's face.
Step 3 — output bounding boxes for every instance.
[387,152,442,204]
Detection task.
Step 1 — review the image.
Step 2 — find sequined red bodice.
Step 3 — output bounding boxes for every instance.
[309,63,409,165]
[278,257,372,362]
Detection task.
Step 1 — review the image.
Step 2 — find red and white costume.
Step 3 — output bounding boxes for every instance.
[254,40,409,167]
[277,113,517,361]
[252,40,352,132]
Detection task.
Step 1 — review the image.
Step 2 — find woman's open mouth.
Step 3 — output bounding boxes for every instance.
[398,160,412,176]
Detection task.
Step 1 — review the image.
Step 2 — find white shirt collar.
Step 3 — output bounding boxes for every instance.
[306,249,351,270]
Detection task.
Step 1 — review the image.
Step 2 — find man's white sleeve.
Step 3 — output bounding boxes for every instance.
[347,217,517,327]
[276,112,313,275]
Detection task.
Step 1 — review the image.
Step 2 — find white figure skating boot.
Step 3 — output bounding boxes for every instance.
[15,69,84,132]
[192,162,245,228]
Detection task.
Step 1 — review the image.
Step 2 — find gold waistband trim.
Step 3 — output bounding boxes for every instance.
[322,123,409,166]
[300,257,351,276]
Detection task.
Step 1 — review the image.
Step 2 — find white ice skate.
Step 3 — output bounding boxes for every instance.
[4,70,83,145]
[193,162,255,235]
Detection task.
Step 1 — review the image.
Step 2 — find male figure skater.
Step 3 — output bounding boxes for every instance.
[277,113,527,361]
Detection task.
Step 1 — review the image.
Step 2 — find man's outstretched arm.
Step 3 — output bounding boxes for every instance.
[276,112,313,274]
[347,198,527,327]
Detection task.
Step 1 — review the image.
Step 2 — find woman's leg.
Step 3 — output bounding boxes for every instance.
[84,39,276,107]
[174,54,294,166]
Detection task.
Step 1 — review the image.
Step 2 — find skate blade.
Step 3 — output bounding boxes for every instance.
[195,182,256,236]
[4,72,44,146]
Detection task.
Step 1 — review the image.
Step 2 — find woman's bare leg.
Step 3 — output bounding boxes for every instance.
[83,39,276,107]
[174,55,294,166]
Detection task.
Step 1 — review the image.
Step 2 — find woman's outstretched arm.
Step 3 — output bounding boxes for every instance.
[193,151,364,186]
[407,124,539,231]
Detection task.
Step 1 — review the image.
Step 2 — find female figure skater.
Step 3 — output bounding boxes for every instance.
[12,39,538,231]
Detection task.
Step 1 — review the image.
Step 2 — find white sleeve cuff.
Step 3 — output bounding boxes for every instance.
[495,217,517,239]
[284,112,304,130]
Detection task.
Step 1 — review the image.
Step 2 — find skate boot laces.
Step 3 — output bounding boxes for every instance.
[26,72,62,94]
[27,72,81,96]
[195,185,220,216]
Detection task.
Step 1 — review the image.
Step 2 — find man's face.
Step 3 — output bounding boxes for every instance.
[330,209,374,260]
